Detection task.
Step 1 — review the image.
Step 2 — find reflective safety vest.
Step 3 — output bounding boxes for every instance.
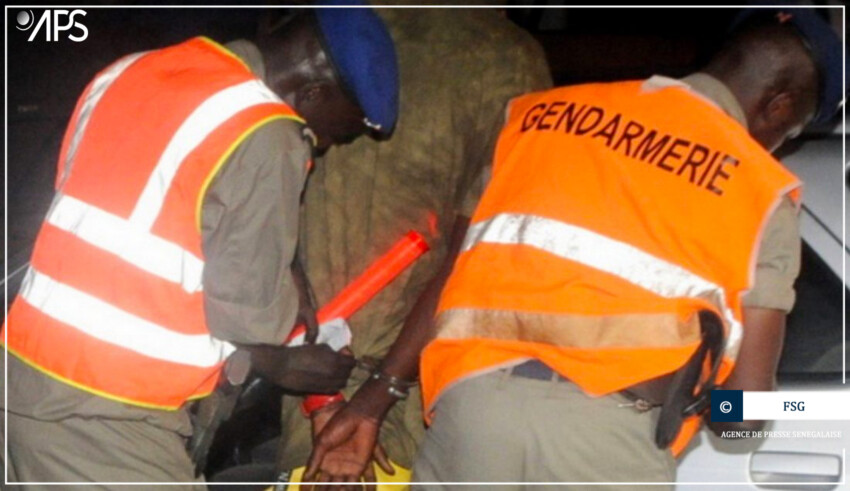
[3,37,305,410]
[421,80,800,451]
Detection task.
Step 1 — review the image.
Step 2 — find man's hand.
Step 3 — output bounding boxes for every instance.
[304,402,394,490]
[300,215,470,488]
[245,344,355,394]
[299,215,470,488]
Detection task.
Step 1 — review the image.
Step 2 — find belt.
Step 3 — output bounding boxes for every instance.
[508,359,568,382]
[508,359,657,412]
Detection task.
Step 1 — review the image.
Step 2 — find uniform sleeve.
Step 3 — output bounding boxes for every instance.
[200,119,310,345]
[741,198,801,312]
[457,31,553,217]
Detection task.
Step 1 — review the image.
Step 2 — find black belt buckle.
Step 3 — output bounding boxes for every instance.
[509,359,566,382]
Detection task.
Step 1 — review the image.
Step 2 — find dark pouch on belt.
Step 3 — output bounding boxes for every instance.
[187,349,252,476]
[654,310,725,449]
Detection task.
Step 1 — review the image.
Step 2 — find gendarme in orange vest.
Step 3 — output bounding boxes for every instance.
[420,79,801,453]
[3,37,305,410]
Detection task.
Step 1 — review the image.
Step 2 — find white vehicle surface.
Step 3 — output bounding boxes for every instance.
[677,130,848,489]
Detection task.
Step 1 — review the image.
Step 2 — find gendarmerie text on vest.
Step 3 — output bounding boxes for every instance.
[521,100,739,196]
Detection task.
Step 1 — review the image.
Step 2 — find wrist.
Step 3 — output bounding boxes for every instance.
[347,368,417,421]
[346,377,399,422]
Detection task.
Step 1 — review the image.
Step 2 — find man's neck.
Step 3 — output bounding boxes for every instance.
[680,72,748,130]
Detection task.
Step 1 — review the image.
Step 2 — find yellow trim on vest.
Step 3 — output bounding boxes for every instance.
[3,343,211,411]
[197,36,251,71]
[195,113,306,232]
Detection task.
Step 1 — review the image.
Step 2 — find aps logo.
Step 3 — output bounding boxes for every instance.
[15,9,88,42]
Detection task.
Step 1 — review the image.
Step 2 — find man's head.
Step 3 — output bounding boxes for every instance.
[705,9,842,152]
[256,6,398,151]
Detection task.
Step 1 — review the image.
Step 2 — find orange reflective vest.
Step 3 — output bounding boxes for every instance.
[421,80,800,453]
[3,37,305,410]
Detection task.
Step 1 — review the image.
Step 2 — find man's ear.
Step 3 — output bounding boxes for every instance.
[296,82,329,106]
[760,91,796,130]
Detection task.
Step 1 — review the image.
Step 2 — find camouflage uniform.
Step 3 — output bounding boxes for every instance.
[276,8,552,470]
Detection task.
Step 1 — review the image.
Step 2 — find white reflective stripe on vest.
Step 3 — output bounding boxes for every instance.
[46,193,205,293]
[61,51,150,186]
[19,268,236,367]
[464,213,743,359]
[130,79,284,230]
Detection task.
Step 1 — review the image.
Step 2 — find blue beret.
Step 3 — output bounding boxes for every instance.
[732,8,845,125]
[314,1,399,135]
